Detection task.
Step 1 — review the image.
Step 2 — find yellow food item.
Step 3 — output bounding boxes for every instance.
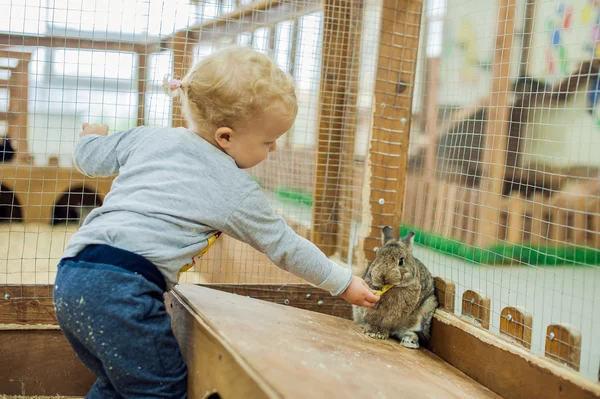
[375,284,394,296]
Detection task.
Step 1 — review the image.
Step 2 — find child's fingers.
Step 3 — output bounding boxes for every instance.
[82,122,89,130]
[364,289,380,302]
[360,300,376,308]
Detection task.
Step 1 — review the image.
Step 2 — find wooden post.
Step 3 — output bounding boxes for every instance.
[545,324,582,371]
[424,57,440,178]
[7,55,31,162]
[137,53,148,126]
[311,0,364,256]
[170,32,195,128]
[519,0,536,77]
[433,277,456,312]
[285,20,299,150]
[475,0,516,248]
[506,193,525,243]
[461,290,491,329]
[500,306,532,349]
[363,0,424,262]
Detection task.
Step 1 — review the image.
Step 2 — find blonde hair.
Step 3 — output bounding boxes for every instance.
[163,46,298,132]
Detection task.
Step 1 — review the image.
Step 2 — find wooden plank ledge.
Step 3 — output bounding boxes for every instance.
[0,328,96,395]
[430,310,600,399]
[169,284,500,398]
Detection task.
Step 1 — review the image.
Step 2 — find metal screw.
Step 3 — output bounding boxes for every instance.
[396,82,407,94]
[305,293,311,300]
[374,247,379,252]
[470,298,475,305]
[283,299,290,305]
[549,332,555,340]
[400,118,407,124]
[4,293,10,300]
[380,103,386,109]
[378,198,385,205]
[506,314,512,321]
[317,300,324,307]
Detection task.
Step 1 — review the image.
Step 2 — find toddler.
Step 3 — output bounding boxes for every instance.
[53,46,379,398]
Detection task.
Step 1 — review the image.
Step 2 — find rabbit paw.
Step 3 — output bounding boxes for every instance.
[364,329,389,340]
[400,332,420,349]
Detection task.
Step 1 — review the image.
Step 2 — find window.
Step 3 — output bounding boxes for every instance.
[0,0,45,35]
[274,21,294,73]
[148,51,173,84]
[238,32,253,47]
[295,13,322,91]
[0,90,8,113]
[222,0,236,13]
[252,27,270,54]
[146,51,174,127]
[291,12,323,147]
[193,43,216,64]
[53,50,136,81]
[197,0,219,23]
[46,0,197,39]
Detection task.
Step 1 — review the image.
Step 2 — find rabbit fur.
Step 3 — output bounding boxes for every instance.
[353,226,438,348]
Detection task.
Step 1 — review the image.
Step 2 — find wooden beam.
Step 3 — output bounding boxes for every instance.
[161,0,320,47]
[363,0,424,262]
[0,33,157,54]
[164,0,282,44]
[475,0,516,247]
[430,310,600,399]
[519,0,536,76]
[0,49,32,60]
[338,8,365,263]
[0,165,113,223]
[7,58,30,158]
[311,0,364,256]
[0,111,17,121]
[170,284,499,398]
[170,32,194,128]
[137,53,148,126]
[423,57,440,177]
[168,291,279,398]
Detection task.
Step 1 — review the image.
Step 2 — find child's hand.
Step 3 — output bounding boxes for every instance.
[80,122,109,137]
[341,276,380,307]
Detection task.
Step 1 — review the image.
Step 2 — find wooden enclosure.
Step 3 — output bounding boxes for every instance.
[3,280,598,397]
[1,0,600,396]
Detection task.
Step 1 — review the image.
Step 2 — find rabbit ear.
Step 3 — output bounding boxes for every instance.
[401,231,415,248]
[381,226,395,245]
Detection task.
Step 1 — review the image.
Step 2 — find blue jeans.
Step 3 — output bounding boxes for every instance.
[53,245,187,398]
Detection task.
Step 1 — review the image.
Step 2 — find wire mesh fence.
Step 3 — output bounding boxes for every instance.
[0,0,598,383]
[407,0,599,381]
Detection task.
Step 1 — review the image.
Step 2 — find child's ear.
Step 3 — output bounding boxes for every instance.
[215,127,234,149]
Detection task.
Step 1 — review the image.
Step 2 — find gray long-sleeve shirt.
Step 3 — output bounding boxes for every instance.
[62,126,353,295]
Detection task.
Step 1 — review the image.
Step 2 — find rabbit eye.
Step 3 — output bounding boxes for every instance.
[399,257,405,266]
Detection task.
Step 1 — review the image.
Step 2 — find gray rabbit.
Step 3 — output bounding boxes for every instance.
[353,226,438,348]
